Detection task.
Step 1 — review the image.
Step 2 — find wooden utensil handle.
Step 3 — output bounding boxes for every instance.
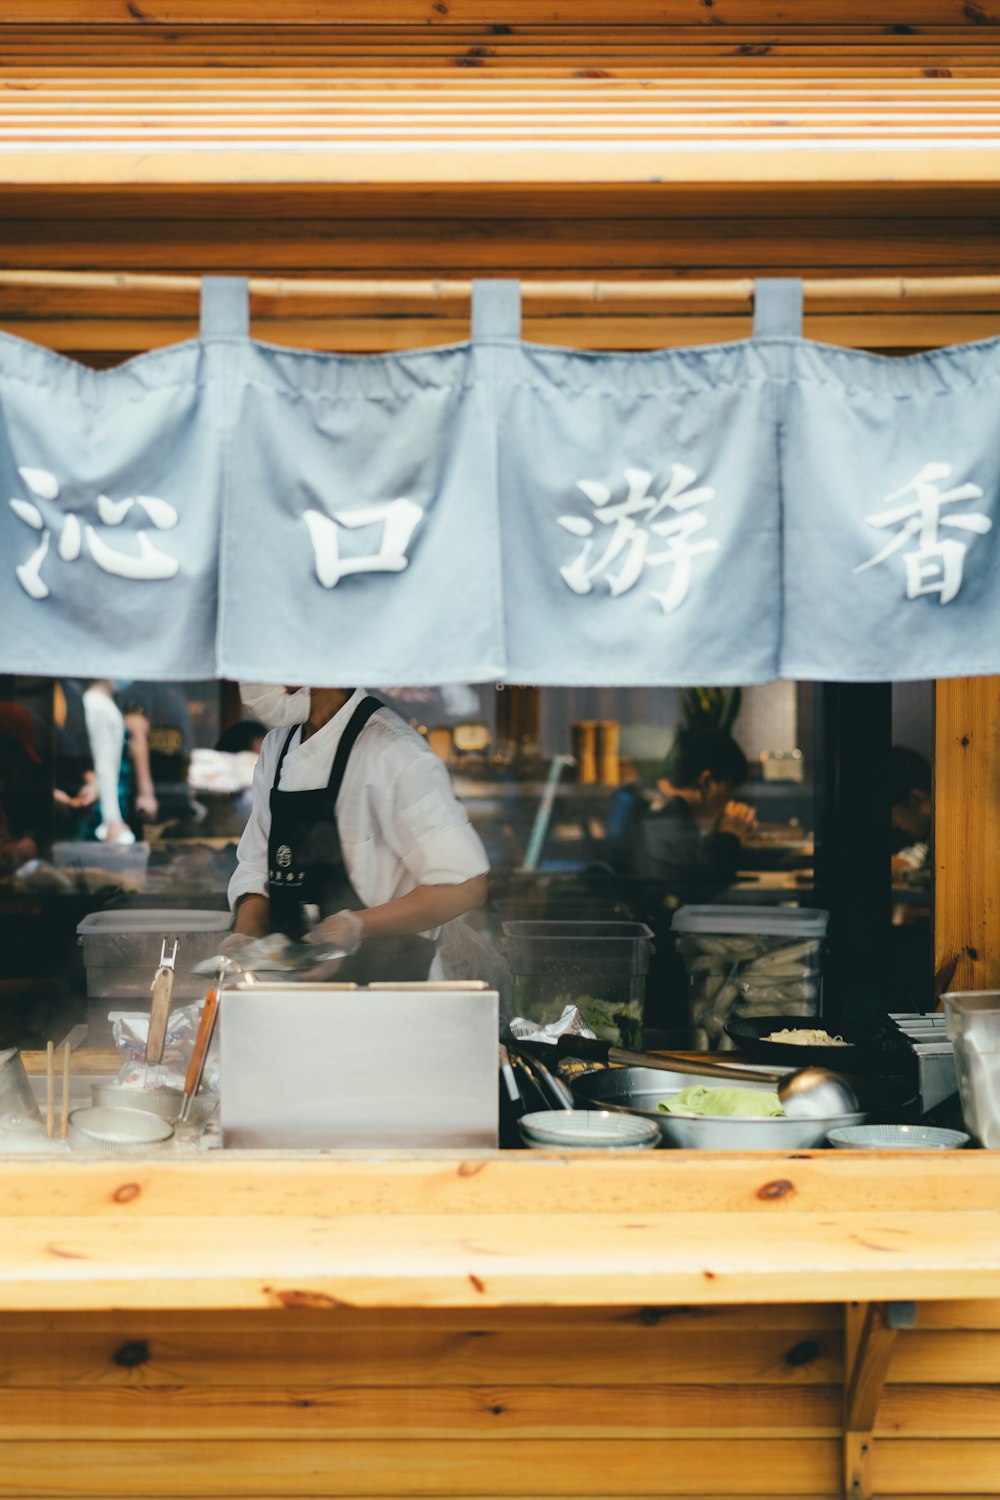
[146,965,175,1067]
[554,1034,783,1085]
[184,990,219,1098]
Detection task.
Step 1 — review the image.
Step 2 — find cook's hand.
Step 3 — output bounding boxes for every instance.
[135,791,159,820]
[301,956,346,982]
[718,800,757,839]
[218,931,254,956]
[305,909,364,955]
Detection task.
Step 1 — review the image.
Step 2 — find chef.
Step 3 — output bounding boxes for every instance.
[224,684,489,982]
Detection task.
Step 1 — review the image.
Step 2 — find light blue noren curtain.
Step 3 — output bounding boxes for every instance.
[0,281,231,680]
[781,335,1000,680]
[215,280,506,687]
[497,280,792,686]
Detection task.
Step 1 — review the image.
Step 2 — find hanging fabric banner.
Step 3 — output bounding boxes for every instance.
[780,336,1000,680]
[0,283,229,680]
[215,281,506,688]
[498,281,788,686]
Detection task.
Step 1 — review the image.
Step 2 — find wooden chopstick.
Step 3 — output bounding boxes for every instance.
[60,1042,71,1141]
[45,1040,54,1139]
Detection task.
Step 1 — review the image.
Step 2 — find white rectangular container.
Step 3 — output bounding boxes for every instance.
[220,982,499,1150]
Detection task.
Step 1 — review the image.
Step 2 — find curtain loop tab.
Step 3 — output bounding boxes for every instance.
[472,280,522,341]
[200,276,250,339]
[752,278,804,339]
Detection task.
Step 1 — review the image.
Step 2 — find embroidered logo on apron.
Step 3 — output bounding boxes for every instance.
[276,844,293,869]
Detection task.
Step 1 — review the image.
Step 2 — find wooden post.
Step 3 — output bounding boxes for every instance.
[934,678,1000,1000]
[842,1300,914,1500]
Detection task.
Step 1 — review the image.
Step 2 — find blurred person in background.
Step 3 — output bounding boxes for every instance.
[890,745,932,886]
[118,681,198,827]
[0,702,43,875]
[81,681,135,845]
[600,726,758,1038]
[215,720,267,756]
[52,680,99,838]
[606,726,757,903]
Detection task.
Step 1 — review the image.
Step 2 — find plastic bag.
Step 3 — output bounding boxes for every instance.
[109,1002,219,1094]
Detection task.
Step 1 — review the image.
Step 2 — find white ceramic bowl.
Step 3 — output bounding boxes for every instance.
[572,1068,866,1150]
[827,1124,970,1150]
[519,1109,660,1150]
[67,1106,174,1153]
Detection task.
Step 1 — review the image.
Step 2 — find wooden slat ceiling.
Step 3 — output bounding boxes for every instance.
[5,2,1000,356]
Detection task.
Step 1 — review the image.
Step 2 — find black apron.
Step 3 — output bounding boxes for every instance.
[267,695,435,983]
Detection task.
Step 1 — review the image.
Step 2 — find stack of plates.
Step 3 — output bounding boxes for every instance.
[519,1109,660,1150]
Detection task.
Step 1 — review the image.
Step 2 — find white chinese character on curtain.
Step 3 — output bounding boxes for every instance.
[303,499,424,589]
[9,466,180,601]
[557,465,719,614]
[853,461,991,605]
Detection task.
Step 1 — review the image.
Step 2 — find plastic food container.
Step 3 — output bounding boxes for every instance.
[53,840,151,878]
[943,991,1000,1148]
[673,905,829,1050]
[77,908,232,1001]
[501,920,653,1048]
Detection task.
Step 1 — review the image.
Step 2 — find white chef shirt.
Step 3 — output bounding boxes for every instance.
[227,691,489,927]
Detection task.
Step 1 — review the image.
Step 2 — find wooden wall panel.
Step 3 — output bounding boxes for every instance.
[2,2,1000,25]
[934,677,1000,998]
[0,1305,995,1500]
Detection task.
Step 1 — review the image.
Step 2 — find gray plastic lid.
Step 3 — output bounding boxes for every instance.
[672,904,829,937]
[77,909,231,934]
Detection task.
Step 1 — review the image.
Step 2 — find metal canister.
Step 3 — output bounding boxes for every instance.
[596,720,621,786]
[571,721,598,784]
[0,1048,41,1126]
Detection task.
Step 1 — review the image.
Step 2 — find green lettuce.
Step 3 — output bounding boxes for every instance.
[658,1085,784,1117]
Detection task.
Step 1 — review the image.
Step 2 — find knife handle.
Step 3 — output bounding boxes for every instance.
[183,989,219,1100]
[146,965,175,1066]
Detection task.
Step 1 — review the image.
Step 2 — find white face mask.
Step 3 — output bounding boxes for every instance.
[239,683,312,727]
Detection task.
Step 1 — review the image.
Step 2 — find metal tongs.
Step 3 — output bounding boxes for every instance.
[146,939,178,1068]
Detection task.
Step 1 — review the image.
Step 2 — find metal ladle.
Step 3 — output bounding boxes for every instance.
[550,1037,860,1120]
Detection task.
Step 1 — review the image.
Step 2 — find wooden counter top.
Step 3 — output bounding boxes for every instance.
[1,1153,997,1498]
[0,1152,997,1314]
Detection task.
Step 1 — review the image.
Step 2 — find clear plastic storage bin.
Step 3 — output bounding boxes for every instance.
[673,905,829,1050]
[77,908,232,1001]
[943,990,1000,1148]
[501,920,653,1048]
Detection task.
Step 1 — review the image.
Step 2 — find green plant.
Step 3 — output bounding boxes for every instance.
[678,686,743,735]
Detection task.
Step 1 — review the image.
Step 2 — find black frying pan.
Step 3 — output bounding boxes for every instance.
[723,1015,905,1077]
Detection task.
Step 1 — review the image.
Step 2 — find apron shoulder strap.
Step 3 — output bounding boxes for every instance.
[326,696,384,796]
[272,725,300,788]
